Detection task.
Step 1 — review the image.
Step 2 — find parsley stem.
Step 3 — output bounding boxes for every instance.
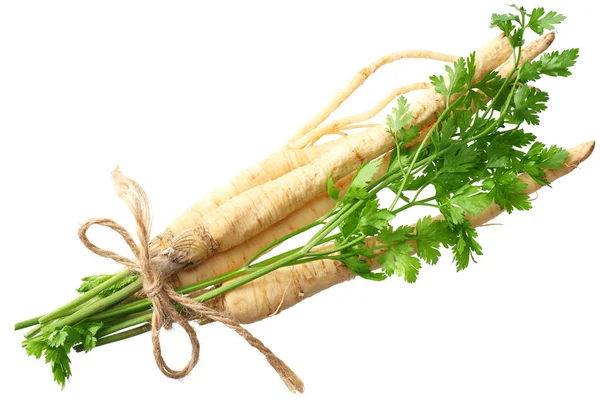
[308,235,366,257]
[14,316,42,331]
[305,202,363,252]
[241,218,324,269]
[391,197,437,214]
[76,324,152,352]
[476,48,521,125]
[45,278,143,331]
[389,94,464,210]
[24,295,109,339]
[26,269,133,327]
[24,325,42,339]
[248,233,342,270]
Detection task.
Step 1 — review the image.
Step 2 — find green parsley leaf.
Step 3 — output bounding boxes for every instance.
[485,129,534,169]
[400,125,421,144]
[24,322,103,388]
[344,256,387,281]
[25,338,46,359]
[350,240,377,259]
[511,86,548,125]
[522,142,569,185]
[525,142,569,169]
[453,190,492,216]
[441,143,480,173]
[452,224,483,271]
[414,217,454,264]
[536,143,570,170]
[345,158,383,200]
[538,49,579,77]
[483,170,531,213]
[491,8,525,47]
[520,49,579,82]
[45,347,72,388]
[48,330,69,348]
[439,200,467,225]
[357,199,395,236]
[379,242,421,283]
[379,225,415,244]
[386,96,412,135]
[431,57,469,97]
[490,13,519,38]
[472,71,505,98]
[528,8,566,34]
[327,176,340,201]
[387,148,410,174]
[340,209,360,238]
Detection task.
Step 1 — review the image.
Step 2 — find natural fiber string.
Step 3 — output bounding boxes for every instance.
[77,167,304,393]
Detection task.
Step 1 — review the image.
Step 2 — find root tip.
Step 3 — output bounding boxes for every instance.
[544,31,556,44]
[584,140,596,160]
[577,140,596,163]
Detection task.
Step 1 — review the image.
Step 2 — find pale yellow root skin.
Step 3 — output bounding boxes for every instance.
[175,154,392,287]
[175,33,555,285]
[287,51,459,149]
[157,34,513,273]
[297,82,432,147]
[149,140,342,254]
[217,141,595,324]
[498,32,555,76]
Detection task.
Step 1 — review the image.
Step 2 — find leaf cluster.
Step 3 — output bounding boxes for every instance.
[25,322,102,388]
[324,5,576,283]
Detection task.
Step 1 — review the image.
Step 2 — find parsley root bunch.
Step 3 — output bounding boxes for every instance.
[15,5,592,391]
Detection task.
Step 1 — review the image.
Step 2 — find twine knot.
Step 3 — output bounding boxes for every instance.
[144,280,165,299]
[77,167,304,392]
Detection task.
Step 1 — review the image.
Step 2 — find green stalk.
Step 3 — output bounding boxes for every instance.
[16,269,132,329]
[14,316,42,331]
[76,324,152,352]
[307,234,366,257]
[89,266,248,322]
[389,94,462,210]
[23,294,108,339]
[391,197,437,214]
[242,219,324,267]
[44,278,143,331]
[24,325,42,339]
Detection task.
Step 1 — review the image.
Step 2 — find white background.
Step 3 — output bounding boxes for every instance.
[1,1,598,399]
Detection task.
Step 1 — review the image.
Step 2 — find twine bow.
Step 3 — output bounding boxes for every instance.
[78,168,304,392]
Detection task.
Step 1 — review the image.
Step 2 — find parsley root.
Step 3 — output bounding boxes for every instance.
[15,5,590,391]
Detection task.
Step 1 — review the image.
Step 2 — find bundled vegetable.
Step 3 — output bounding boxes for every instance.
[15,5,592,392]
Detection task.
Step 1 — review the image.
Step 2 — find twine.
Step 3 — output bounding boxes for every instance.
[78,167,304,393]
